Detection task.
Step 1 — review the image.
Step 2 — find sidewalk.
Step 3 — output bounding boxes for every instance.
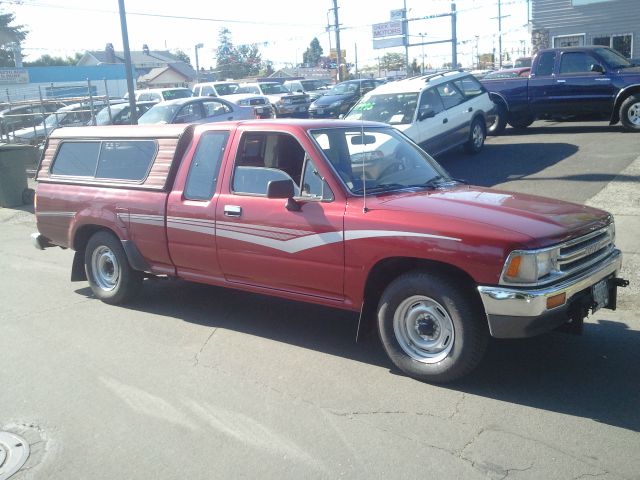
[586,154,640,311]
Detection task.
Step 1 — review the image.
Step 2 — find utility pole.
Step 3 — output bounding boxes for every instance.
[354,43,358,78]
[492,0,510,69]
[332,0,342,82]
[451,2,457,68]
[118,0,137,124]
[403,0,409,76]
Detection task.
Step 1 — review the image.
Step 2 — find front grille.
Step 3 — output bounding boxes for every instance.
[556,227,614,277]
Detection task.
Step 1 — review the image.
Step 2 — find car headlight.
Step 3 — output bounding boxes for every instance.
[501,247,559,285]
[330,101,343,108]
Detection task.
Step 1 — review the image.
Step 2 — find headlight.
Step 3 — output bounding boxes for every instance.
[330,101,343,108]
[501,247,559,285]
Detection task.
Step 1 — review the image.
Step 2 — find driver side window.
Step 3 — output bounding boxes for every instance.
[418,88,445,116]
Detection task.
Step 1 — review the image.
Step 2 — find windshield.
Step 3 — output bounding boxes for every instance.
[328,82,359,95]
[161,89,192,100]
[311,127,449,194]
[595,47,632,69]
[346,93,418,125]
[301,80,327,91]
[259,83,289,94]
[237,85,261,94]
[95,105,125,125]
[44,112,65,128]
[138,104,180,124]
[215,83,240,95]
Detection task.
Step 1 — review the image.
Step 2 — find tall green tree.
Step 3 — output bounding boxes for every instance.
[24,52,82,66]
[302,37,323,66]
[379,52,405,72]
[172,49,191,66]
[215,27,235,79]
[214,28,263,79]
[0,12,27,67]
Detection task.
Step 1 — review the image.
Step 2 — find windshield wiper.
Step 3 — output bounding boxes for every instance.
[408,176,462,189]
[352,183,407,194]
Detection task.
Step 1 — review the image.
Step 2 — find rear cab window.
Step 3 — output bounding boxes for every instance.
[184,131,230,200]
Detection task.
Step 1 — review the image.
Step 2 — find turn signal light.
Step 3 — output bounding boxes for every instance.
[505,255,522,278]
[546,293,566,310]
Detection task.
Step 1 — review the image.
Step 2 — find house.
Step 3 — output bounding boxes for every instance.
[77,44,196,85]
[531,0,639,58]
[269,67,334,83]
[137,64,193,88]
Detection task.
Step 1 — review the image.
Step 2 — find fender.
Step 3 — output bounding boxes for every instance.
[71,238,150,282]
[488,92,510,111]
[609,83,640,124]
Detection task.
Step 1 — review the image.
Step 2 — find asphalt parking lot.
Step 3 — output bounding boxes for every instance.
[1,120,639,479]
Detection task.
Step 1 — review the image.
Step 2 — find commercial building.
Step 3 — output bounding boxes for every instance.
[531,0,639,58]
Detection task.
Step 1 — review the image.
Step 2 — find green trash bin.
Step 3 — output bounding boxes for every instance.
[0,144,34,207]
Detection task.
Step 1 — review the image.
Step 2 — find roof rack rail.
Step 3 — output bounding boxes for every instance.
[419,68,466,83]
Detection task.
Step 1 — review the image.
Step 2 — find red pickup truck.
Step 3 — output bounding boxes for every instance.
[32,120,626,382]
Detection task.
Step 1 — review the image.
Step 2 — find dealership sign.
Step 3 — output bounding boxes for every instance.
[0,69,29,84]
[372,21,404,38]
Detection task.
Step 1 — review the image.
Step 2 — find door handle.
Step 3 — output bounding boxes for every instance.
[224,205,242,217]
[443,118,448,124]
[556,79,566,83]
[467,107,473,112]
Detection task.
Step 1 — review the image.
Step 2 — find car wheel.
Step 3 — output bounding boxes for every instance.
[619,94,640,131]
[464,118,486,154]
[487,102,507,136]
[85,231,142,305]
[377,271,489,383]
[508,115,534,129]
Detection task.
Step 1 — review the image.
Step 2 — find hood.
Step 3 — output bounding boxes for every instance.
[312,93,355,107]
[367,185,611,249]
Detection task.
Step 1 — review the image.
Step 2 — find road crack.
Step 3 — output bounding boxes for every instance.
[193,328,218,366]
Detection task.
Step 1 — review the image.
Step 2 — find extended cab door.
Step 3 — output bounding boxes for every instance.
[166,129,231,282]
[215,129,345,301]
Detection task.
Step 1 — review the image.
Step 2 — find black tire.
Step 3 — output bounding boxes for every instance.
[619,94,640,131]
[508,114,534,129]
[377,271,489,383]
[85,231,142,305]
[487,102,507,136]
[464,118,486,154]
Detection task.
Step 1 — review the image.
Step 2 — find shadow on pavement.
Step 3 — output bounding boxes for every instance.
[76,278,640,433]
[436,142,579,187]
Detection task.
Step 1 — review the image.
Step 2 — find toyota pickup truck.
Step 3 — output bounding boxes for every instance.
[482,46,640,134]
[32,120,627,382]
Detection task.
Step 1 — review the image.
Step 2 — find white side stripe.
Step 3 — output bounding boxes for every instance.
[345,230,461,243]
[37,211,75,217]
[216,229,344,253]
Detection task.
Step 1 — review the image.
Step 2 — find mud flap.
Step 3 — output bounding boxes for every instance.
[71,250,87,282]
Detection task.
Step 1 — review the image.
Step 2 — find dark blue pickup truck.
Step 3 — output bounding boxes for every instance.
[481,46,640,134]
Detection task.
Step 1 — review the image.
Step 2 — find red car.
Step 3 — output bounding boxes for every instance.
[32,120,627,382]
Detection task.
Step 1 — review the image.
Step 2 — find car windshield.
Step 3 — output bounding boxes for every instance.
[328,82,359,95]
[95,105,125,125]
[44,112,66,128]
[346,93,418,125]
[311,126,450,194]
[214,83,240,95]
[595,47,632,69]
[161,89,192,100]
[484,71,520,79]
[301,80,327,90]
[137,104,180,124]
[259,83,289,94]
[237,85,261,94]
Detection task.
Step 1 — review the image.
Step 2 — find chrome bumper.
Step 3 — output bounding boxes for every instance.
[478,249,622,338]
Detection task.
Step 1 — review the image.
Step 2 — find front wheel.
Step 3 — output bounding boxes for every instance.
[619,94,640,131]
[85,231,142,304]
[464,118,486,154]
[377,272,489,383]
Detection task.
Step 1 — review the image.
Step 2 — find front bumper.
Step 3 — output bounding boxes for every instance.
[478,249,622,338]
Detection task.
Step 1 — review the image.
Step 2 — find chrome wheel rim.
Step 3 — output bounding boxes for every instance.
[627,102,640,126]
[473,123,484,149]
[91,246,120,291]
[393,295,455,364]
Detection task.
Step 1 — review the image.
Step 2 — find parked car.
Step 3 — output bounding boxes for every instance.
[12,100,125,144]
[308,79,383,118]
[483,67,531,79]
[95,101,157,125]
[192,81,273,118]
[137,96,254,125]
[283,79,331,101]
[237,82,309,117]
[481,46,640,133]
[346,71,495,155]
[32,120,627,382]
[0,101,66,138]
[125,88,192,102]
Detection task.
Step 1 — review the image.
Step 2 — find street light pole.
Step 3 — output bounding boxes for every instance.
[194,43,203,83]
[419,33,426,73]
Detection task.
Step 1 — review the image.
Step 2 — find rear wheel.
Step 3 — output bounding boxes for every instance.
[487,102,507,136]
[85,231,142,304]
[377,271,489,383]
[619,94,640,131]
[508,114,534,129]
[464,118,486,154]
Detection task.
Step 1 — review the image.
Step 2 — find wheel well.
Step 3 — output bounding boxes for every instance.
[488,93,509,111]
[72,225,115,251]
[612,86,640,124]
[358,257,481,339]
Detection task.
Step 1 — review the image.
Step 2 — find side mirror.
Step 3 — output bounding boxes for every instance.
[590,64,605,73]
[418,108,436,121]
[267,179,295,199]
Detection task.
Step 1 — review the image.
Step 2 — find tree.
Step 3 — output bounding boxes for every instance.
[215,27,235,79]
[379,52,405,72]
[172,49,191,66]
[302,37,323,66]
[410,58,420,75]
[214,28,263,79]
[0,12,27,67]
[24,52,82,66]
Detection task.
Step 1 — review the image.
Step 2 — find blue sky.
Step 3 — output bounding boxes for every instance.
[7,0,530,69]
